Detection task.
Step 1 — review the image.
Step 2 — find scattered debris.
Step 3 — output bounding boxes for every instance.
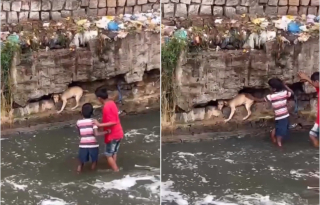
[0,9,161,51]
[162,14,319,50]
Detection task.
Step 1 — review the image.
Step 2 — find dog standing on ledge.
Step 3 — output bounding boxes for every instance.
[218,93,255,122]
[52,86,85,114]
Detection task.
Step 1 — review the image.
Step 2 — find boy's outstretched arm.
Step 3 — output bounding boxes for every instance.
[298,71,314,86]
[93,127,111,136]
[244,93,265,102]
[92,119,117,128]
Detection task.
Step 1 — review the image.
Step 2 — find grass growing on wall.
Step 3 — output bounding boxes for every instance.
[161,38,187,124]
[1,41,20,116]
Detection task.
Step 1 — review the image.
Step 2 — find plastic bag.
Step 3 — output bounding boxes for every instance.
[174,29,187,40]
[288,22,300,33]
[108,21,119,31]
[7,34,20,44]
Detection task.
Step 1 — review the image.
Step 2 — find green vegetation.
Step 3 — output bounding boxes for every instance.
[161,37,187,124]
[1,41,20,115]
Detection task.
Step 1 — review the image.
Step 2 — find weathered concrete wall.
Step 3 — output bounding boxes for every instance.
[162,0,319,18]
[175,38,319,111]
[11,31,160,107]
[1,0,160,24]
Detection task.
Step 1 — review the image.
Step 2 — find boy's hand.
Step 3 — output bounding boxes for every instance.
[92,119,100,126]
[298,71,309,81]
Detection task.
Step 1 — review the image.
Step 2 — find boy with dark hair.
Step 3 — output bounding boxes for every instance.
[76,103,110,173]
[297,71,319,147]
[94,87,124,172]
[245,78,294,147]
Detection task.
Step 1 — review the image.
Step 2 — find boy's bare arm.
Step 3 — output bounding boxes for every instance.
[93,128,110,136]
[298,71,314,86]
[244,93,265,102]
[92,119,116,128]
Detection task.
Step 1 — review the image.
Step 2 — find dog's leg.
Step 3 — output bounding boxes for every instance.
[225,106,236,122]
[71,94,81,110]
[243,103,253,120]
[57,99,67,114]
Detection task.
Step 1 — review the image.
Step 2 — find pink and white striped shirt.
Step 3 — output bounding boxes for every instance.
[265,90,291,120]
[76,119,99,148]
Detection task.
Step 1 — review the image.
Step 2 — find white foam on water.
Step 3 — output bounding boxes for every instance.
[4,178,28,191]
[124,128,148,143]
[37,197,76,205]
[90,175,157,191]
[162,180,303,205]
[143,132,159,143]
[161,181,189,205]
[289,169,319,180]
[225,159,235,164]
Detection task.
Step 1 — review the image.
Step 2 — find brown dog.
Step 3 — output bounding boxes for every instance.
[218,93,254,122]
[52,86,84,114]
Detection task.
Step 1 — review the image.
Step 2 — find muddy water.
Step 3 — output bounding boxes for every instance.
[1,111,160,205]
[162,131,319,205]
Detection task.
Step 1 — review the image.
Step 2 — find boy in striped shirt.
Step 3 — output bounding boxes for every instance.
[246,78,294,147]
[76,103,110,173]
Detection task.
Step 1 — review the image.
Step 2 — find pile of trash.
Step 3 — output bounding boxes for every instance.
[0,9,161,51]
[162,14,319,51]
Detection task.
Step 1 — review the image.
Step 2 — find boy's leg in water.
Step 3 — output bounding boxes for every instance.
[78,148,89,173]
[89,147,99,170]
[309,123,319,148]
[105,140,121,172]
[274,118,289,147]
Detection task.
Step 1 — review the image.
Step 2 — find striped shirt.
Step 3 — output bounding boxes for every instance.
[265,90,291,120]
[76,119,99,148]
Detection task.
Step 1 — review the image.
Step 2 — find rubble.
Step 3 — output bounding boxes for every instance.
[162,14,320,50]
[0,9,161,51]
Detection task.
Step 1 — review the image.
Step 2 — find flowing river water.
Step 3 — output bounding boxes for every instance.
[162,131,319,205]
[1,111,160,205]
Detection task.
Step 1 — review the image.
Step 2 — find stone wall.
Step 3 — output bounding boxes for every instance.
[162,0,319,18]
[175,38,319,112]
[1,0,160,24]
[11,31,160,107]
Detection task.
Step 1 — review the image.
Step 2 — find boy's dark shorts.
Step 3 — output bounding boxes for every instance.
[105,139,121,157]
[78,147,99,163]
[275,117,290,139]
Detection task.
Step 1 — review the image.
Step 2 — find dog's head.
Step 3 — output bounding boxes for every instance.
[52,94,61,103]
[217,100,228,110]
